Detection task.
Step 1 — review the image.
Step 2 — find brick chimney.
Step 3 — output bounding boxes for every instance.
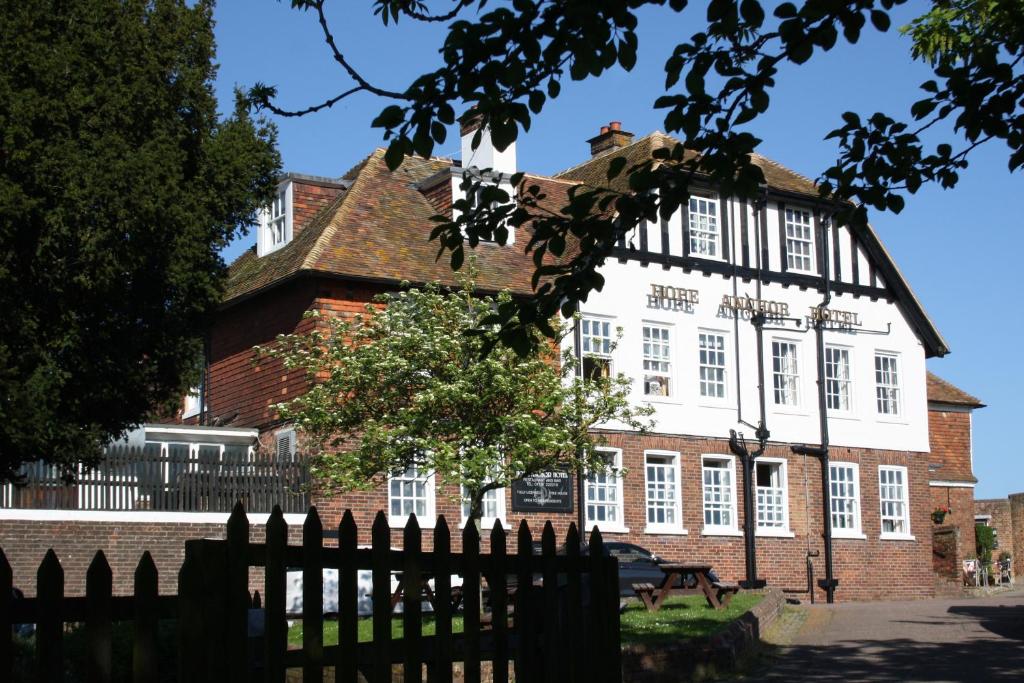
[587,121,634,158]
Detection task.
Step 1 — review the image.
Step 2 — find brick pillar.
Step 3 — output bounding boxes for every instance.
[1009,493,1024,577]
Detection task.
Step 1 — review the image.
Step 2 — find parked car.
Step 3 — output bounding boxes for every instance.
[586,542,720,598]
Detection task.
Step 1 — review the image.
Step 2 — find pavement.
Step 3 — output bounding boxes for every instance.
[755,589,1024,681]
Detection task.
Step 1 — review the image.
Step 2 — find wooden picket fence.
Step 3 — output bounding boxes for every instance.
[1,503,622,683]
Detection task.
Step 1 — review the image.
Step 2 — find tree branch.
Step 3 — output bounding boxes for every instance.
[262,86,364,117]
[313,0,412,100]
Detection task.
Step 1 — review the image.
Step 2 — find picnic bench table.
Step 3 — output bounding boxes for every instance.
[632,562,739,611]
[390,572,465,613]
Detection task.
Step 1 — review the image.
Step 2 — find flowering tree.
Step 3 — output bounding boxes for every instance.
[257,274,653,526]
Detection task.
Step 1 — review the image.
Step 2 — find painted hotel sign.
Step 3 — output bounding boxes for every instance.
[511,469,574,513]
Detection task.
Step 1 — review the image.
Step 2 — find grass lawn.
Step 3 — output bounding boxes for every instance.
[288,593,762,648]
[619,593,763,645]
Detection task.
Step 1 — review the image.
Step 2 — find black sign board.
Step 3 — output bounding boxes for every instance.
[510,469,574,513]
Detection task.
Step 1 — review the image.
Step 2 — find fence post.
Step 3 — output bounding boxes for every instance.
[133,551,159,683]
[200,538,229,683]
[462,520,480,683]
[226,502,250,683]
[302,507,324,683]
[564,524,582,683]
[36,549,64,683]
[587,528,605,683]
[402,515,422,682]
[0,548,12,681]
[541,522,560,683]
[514,521,535,682]
[338,510,359,683]
[178,543,204,680]
[371,511,392,683]
[86,551,113,683]
[605,554,621,683]
[432,517,452,683]
[264,506,287,683]
[489,521,508,683]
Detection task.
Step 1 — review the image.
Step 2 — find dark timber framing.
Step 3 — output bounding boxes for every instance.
[660,218,671,269]
[831,223,842,283]
[759,203,770,271]
[740,198,750,269]
[777,201,788,272]
[612,247,887,298]
[681,200,691,257]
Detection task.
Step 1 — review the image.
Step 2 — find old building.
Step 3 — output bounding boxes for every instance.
[1,120,970,602]
[925,372,983,565]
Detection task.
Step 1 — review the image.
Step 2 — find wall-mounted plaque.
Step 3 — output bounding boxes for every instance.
[510,469,574,513]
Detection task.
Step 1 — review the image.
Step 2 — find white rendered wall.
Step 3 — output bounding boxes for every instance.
[570,198,931,453]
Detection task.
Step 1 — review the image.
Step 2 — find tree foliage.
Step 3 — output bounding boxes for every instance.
[256,273,653,524]
[252,0,1023,353]
[0,0,280,481]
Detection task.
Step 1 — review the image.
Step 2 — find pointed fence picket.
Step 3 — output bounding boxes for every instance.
[0,504,623,682]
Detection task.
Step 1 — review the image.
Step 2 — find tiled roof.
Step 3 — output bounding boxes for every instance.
[555,132,820,198]
[927,372,984,408]
[224,151,578,303]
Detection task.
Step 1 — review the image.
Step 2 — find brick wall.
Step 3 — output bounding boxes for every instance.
[926,407,975,482]
[292,180,345,239]
[931,526,962,596]
[930,485,976,562]
[1,433,933,602]
[975,498,1015,572]
[0,518,302,596]
[311,432,933,603]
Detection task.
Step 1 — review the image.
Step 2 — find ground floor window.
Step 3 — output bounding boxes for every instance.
[701,455,737,533]
[586,448,624,531]
[879,465,911,537]
[388,465,435,526]
[755,459,789,532]
[829,462,862,537]
[644,451,682,532]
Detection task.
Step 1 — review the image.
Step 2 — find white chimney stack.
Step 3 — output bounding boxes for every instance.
[459,111,516,176]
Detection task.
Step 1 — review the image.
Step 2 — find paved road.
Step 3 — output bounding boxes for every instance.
[760,590,1024,681]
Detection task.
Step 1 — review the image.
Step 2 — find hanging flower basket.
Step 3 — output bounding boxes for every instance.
[932,506,952,524]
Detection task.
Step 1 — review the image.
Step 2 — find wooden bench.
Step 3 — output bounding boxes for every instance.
[712,581,740,607]
[632,582,657,610]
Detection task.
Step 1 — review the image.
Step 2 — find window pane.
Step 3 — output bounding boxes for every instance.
[699,332,727,399]
[785,208,814,272]
[772,341,800,406]
[689,196,720,256]
[643,326,672,396]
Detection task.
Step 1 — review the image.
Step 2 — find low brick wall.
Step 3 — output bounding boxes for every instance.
[931,525,964,597]
[621,588,785,682]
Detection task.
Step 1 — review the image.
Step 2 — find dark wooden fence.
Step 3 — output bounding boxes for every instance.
[1,445,309,513]
[1,503,623,682]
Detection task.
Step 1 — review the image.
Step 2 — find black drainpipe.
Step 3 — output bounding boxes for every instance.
[790,212,839,604]
[573,303,586,537]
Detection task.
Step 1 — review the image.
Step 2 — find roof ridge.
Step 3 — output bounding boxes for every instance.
[749,151,819,190]
[552,131,663,178]
[303,149,384,270]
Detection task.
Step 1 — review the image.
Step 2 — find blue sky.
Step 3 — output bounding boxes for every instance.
[211,1,1021,498]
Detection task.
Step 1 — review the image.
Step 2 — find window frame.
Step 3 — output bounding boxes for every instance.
[688,194,722,259]
[828,461,865,539]
[182,386,202,419]
[697,328,730,405]
[874,351,902,418]
[641,322,674,399]
[771,338,802,408]
[274,427,296,462]
[643,450,686,535]
[585,447,627,533]
[257,181,293,257]
[701,455,740,536]
[387,465,437,529]
[460,483,507,530]
[878,465,913,540]
[580,315,615,381]
[824,344,855,415]
[754,457,793,537]
[784,206,815,273]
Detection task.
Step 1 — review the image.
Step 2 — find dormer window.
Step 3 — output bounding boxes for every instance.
[257,181,293,256]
